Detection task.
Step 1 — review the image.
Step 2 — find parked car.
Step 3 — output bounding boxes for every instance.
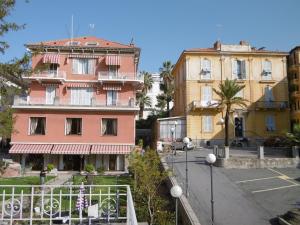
[171,138,195,151]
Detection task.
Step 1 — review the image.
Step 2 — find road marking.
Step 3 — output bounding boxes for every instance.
[268,168,288,177]
[252,184,299,193]
[236,176,279,183]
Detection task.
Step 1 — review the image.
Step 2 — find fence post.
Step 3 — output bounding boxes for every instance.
[258,146,264,159]
[213,145,218,156]
[224,146,230,159]
[292,146,299,159]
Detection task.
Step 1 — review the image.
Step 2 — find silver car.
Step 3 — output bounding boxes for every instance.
[171,138,194,151]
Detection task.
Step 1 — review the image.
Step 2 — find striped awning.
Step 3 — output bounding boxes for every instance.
[91,145,132,154]
[51,144,90,155]
[9,144,53,154]
[43,54,60,64]
[103,84,122,91]
[68,54,99,59]
[66,83,97,88]
[105,55,121,65]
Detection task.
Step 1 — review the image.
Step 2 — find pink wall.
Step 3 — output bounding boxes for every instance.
[12,110,135,144]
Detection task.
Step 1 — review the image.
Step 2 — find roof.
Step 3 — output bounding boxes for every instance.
[27,36,134,49]
[184,47,287,54]
[290,46,300,54]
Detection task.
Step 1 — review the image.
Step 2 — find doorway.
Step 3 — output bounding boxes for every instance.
[109,155,117,171]
[63,155,81,171]
[234,117,244,138]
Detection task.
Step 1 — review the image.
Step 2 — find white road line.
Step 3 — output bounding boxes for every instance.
[236,176,279,183]
[252,184,299,193]
[268,168,288,177]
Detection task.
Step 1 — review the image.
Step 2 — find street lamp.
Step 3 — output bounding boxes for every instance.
[183,137,190,197]
[170,127,175,172]
[206,153,216,225]
[170,185,182,225]
[174,121,178,155]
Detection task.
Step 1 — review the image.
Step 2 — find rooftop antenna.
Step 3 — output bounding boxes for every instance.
[71,15,74,44]
[130,37,134,46]
[216,24,223,42]
[89,24,95,35]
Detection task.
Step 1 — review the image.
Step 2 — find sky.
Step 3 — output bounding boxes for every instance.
[1,0,300,72]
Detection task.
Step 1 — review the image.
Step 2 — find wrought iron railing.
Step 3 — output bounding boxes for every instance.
[0,184,138,225]
[255,101,288,109]
[23,71,66,79]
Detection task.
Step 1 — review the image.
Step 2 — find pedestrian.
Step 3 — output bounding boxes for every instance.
[40,167,47,185]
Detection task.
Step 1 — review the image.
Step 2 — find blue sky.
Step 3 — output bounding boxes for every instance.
[1,0,299,72]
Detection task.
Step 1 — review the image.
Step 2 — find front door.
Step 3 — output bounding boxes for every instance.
[109,155,117,171]
[63,155,81,171]
[234,117,244,138]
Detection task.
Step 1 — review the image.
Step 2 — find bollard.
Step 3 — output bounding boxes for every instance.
[258,146,264,159]
[224,146,230,159]
[292,146,299,159]
[213,145,218,156]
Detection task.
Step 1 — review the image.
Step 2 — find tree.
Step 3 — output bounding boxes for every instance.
[128,149,174,225]
[286,123,300,145]
[213,79,247,146]
[158,61,174,116]
[136,71,153,120]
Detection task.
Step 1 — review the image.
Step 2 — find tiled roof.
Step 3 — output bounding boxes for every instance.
[28,36,133,48]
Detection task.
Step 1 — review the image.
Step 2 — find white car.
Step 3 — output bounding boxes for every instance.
[171,138,194,151]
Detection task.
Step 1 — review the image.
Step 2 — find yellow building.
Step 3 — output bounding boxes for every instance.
[172,41,290,146]
[288,46,300,127]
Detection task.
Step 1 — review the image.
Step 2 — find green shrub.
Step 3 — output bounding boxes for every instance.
[96,166,105,175]
[138,139,143,148]
[47,164,55,172]
[85,164,95,173]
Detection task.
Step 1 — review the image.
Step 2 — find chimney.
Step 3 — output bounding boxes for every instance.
[213,41,221,50]
[239,40,249,46]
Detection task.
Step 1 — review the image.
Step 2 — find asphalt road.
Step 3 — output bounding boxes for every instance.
[166,148,300,225]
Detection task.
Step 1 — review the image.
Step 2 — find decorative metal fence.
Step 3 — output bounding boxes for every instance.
[0,184,138,225]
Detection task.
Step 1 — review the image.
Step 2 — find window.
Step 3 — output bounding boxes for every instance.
[85,41,99,46]
[201,86,212,104]
[29,117,46,135]
[70,87,93,105]
[48,63,58,76]
[66,118,82,135]
[235,89,244,98]
[102,119,117,136]
[46,86,56,104]
[202,116,213,132]
[266,116,275,131]
[107,90,117,106]
[72,59,95,74]
[108,65,118,78]
[232,59,246,79]
[201,59,211,79]
[262,60,272,80]
[264,86,274,102]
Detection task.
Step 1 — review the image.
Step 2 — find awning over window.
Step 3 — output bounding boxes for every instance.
[66,83,97,88]
[91,145,132,154]
[68,54,99,59]
[105,55,121,66]
[43,54,60,64]
[51,144,90,155]
[9,144,53,154]
[103,84,122,91]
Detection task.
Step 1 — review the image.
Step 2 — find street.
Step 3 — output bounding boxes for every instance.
[166,148,300,225]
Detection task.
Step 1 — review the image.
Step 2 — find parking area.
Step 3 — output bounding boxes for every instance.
[221,167,300,217]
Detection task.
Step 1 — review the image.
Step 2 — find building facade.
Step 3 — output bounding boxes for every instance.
[171,41,289,146]
[288,46,300,129]
[10,36,142,171]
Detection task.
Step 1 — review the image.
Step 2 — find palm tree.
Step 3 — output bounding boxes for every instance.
[286,123,300,145]
[142,71,154,93]
[213,79,247,146]
[159,61,174,116]
[136,91,152,119]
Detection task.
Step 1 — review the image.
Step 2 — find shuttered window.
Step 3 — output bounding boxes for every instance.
[70,87,93,105]
[72,59,95,74]
[262,60,272,80]
[201,59,211,79]
[232,60,246,79]
[266,115,276,131]
[201,86,212,102]
[264,86,274,102]
[202,116,213,132]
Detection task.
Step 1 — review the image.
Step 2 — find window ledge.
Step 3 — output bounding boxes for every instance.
[259,80,276,83]
[235,80,247,83]
[197,79,214,83]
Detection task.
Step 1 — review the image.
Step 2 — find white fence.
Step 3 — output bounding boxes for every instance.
[0,184,138,225]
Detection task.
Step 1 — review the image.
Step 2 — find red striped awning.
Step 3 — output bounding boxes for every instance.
[91,145,132,154]
[105,55,121,66]
[9,144,53,154]
[43,54,60,64]
[103,84,122,91]
[66,83,97,88]
[51,144,90,155]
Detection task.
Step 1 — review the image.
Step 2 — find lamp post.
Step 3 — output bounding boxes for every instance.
[174,121,178,155]
[170,127,175,172]
[206,153,216,225]
[170,185,183,225]
[183,137,190,197]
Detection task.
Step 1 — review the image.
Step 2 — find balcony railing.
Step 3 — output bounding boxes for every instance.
[191,100,220,110]
[23,70,66,80]
[255,101,288,110]
[13,96,137,109]
[98,72,144,82]
[0,184,138,225]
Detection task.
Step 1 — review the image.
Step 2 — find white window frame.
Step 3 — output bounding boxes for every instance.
[65,118,82,135]
[72,58,95,75]
[201,58,212,80]
[28,117,46,135]
[202,116,213,133]
[232,59,246,80]
[262,60,272,80]
[106,90,118,106]
[201,86,212,105]
[101,118,118,136]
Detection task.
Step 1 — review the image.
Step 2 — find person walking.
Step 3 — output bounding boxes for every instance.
[40,167,47,185]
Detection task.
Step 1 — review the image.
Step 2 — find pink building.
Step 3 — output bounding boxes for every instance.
[10,36,142,171]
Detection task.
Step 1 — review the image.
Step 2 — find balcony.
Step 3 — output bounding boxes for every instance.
[190,100,221,110]
[98,72,144,84]
[23,70,66,83]
[13,96,139,111]
[255,101,289,110]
